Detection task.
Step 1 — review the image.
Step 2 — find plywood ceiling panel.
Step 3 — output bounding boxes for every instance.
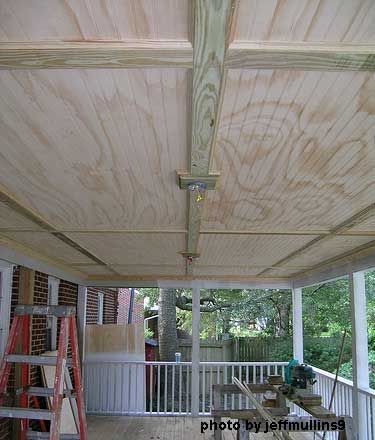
[71,265,115,276]
[0,202,43,230]
[67,232,185,265]
[204,69,375,232]
[234,0,375,43]
[193,265,266,277]
[197,234,318,267]
[0,68,188,229]
[0,1,189,41]
[0,231,94,264]
[110,264,185,276]
[282,236,375,268]
[347,215,375,232]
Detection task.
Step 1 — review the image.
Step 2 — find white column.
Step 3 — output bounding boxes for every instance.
[191,284,200,416]
[292,287,303,363]
[0,261,13,357]
[349,271,369,440]
[77,285,87,364]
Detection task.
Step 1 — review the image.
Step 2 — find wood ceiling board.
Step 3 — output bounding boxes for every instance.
[0,1,189,41]
[266,268,305,278]
[110,265,185,276]
[66,232,185,265]
[197,234,318,267]
[193,265,265,277]
[204,69,375,232]
[0,202,44,230]
[281,236,375,268]
[0,68,188,229]
[234,0,375,43]
[0,232,95,265]
[347,215,375,232]
[70,265,114,276]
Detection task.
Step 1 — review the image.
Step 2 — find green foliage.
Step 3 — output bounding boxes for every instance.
[340,351,375,388]
[144,327,154,339]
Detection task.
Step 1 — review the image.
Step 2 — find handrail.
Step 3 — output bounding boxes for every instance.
[310,365,354,387]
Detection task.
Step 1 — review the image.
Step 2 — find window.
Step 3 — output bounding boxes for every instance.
[46,277,60,351]
[97,292,104,325]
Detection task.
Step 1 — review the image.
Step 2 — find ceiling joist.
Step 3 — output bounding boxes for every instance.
[226,41,375,71]
[0,41,193,69]
[1,41,375,72]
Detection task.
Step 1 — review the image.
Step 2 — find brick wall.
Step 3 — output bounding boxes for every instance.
[86,288,118,324]
[117,288,144,324]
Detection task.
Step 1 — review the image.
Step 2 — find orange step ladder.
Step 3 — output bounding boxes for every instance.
[0,305,88,440]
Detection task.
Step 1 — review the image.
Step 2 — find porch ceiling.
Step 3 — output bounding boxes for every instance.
[1,1,375,285]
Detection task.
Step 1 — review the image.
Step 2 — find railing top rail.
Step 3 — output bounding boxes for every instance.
[358,387,375,398]
[84,360,193,365]
[199,361,289,366]
[311,365,354,387]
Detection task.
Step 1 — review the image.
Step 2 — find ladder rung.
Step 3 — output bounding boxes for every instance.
[27,432,80,439]
[17,387,76,398]
[5,355,73,366]
[15,305,76,317]
[0,407,53,420]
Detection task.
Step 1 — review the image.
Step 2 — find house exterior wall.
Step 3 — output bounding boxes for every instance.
[117,288,144,324]
[0,268,117,439]
[86,287,118,325]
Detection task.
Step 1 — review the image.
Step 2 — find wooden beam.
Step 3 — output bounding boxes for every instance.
[0,40,193,70]
[226,41,375,71]
[184,0,236,273]
[2,40,375,72]
[0,187,118,274]
[259,202,375,276]
[177,171,220,190]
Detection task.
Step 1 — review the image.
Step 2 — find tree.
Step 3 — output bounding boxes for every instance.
[158,288,177,361]
[155,288,230,361]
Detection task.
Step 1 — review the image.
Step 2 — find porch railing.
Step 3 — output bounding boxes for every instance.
[84,360,287,415]
[83,360,375,439]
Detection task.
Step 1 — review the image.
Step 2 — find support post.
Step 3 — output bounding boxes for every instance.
[191,284,200,416]
[0,261,13,358]
[349,271,369,440]
[292,287,303,363]
[77,286,87,365]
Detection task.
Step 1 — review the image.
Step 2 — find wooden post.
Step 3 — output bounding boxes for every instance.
[191,284,200,416]
[292,287,303,363]
[77,286,87,365]
[0,260,13,357]
[349,271,369,440]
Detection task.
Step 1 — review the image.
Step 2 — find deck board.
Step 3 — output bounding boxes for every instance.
[87,416,314,439]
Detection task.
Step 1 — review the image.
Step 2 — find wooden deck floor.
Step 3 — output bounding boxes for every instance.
[87,416,314,439]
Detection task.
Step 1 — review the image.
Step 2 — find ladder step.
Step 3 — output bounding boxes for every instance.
[15,305,76,317]
[5,355,73,366]
[27,432,80,439]
[0,407,53,420]
[17,386,76,398]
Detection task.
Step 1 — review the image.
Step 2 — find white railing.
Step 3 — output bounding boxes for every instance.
[84,360,375,438]
[310,365,375,440]
[84,360,287,416]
